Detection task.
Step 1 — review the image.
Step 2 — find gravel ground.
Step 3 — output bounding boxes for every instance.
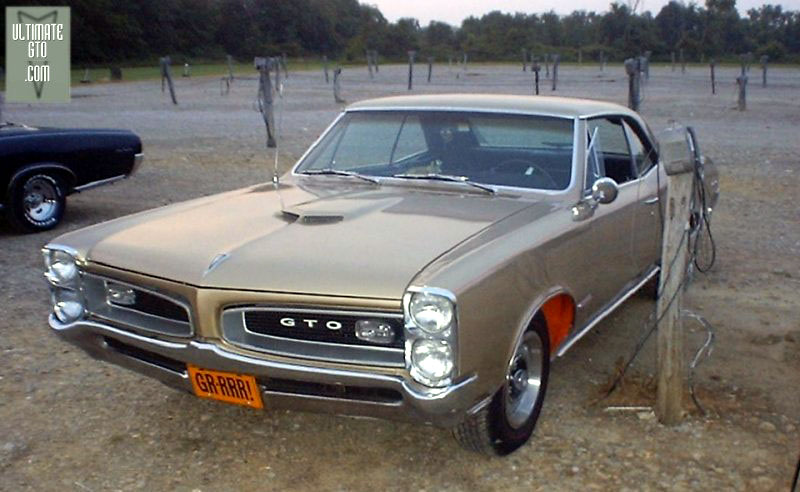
[1,63,799,491]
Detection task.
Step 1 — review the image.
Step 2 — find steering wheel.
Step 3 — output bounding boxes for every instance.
[489,159,559,189]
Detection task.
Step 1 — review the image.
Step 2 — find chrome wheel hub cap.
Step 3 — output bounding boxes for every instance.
[504,331,544,429]
[23,178,58,222]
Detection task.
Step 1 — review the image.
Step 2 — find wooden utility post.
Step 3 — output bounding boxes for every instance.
[255,57,276,148]
[655,128,697,425]
[407,50,416,90]
[710,59,716,94]
[551,54,560,91]
[226,54,235,81]
[160,57,177,105]
[545,53,550,78]
[737,74,747,111]
[333,66,345,103]
[624,58,641,111]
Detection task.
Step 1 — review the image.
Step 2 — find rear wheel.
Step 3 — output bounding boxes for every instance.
[453,319,550,455]
[5,173,66,233]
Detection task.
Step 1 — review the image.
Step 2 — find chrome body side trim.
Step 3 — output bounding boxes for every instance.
[556,265,660,357]
[50,315,482,427]
[73,174,127,192]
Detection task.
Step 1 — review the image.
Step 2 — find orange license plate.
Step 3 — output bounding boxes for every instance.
[188,365,264,409]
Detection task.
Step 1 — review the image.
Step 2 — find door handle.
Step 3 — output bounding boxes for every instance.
[643,197,659,204]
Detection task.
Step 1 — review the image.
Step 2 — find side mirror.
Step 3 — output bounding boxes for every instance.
[591,177,619,204]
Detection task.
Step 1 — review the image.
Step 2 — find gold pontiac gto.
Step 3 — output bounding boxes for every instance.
[42,95,718,455]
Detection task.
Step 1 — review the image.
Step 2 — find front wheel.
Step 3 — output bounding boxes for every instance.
[5,173,66,233]
[453,320,550,455]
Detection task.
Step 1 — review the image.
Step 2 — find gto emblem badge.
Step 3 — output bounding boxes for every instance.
[280,317,342,330]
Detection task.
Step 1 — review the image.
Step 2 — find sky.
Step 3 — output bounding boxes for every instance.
[368,0,800,26]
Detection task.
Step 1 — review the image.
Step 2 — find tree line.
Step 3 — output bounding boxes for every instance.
[1,0,798,65]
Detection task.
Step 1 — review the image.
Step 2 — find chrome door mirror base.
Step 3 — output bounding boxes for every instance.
[591,177,619,204]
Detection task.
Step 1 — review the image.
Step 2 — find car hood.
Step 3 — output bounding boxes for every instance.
[59,180,537,299]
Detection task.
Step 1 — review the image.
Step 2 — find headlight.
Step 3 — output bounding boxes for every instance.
[43,249,79,286]
[43,246,86,324]
[409,339,454,386]
[52,288,85,323]
[404,287,458,388]
[408,292,454,334]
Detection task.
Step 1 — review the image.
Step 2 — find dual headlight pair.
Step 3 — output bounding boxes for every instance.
[404,288,457,388]
[43,247,85,324]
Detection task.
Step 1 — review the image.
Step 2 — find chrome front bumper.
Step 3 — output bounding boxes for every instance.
[50,316,485,427]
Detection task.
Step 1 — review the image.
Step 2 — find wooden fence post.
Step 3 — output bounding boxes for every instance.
[322,55,329,84]
[160,57,178,105]
[333,66,345,103]
[760,55,768,87]
[366,50,374,79]
[680,48,686,73]
[407,50,416,90]
[655,129,696,426]
[551,54,559,91]
[600,50,605,72]
[532,63,540,95]
[643,51,651,80]
[427,57,433,83]
[522,48,528,72]
[710,59,716,95]
[80,68,91,83]
[373,50,379,73]
[578,47,583,64]
[280,53,288,79]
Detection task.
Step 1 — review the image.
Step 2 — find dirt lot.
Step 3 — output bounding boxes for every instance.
[1,63,798,491]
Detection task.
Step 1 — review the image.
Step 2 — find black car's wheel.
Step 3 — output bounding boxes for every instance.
[5,173,66,233]
[453,318,550,455]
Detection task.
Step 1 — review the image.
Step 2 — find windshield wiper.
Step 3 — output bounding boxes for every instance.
[301,169,380,185]
[391,173,496,194]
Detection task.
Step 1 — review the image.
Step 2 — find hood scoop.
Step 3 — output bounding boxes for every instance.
[279,209,343,225]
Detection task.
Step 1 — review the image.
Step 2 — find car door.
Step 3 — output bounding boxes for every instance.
[623,119,663,275]
[583,116,641,309]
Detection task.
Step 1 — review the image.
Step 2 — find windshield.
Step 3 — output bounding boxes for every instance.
[296,111,575,191]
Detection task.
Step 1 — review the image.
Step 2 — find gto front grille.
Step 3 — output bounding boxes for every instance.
[221,307,405,368]
[243,310,404,349]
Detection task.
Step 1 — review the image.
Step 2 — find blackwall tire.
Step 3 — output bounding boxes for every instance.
[453,319,550,455]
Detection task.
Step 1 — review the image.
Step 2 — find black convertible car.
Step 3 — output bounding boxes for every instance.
[1,123,143,233]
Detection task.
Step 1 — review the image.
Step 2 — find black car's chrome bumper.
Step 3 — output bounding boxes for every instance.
[49,315,485,427]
